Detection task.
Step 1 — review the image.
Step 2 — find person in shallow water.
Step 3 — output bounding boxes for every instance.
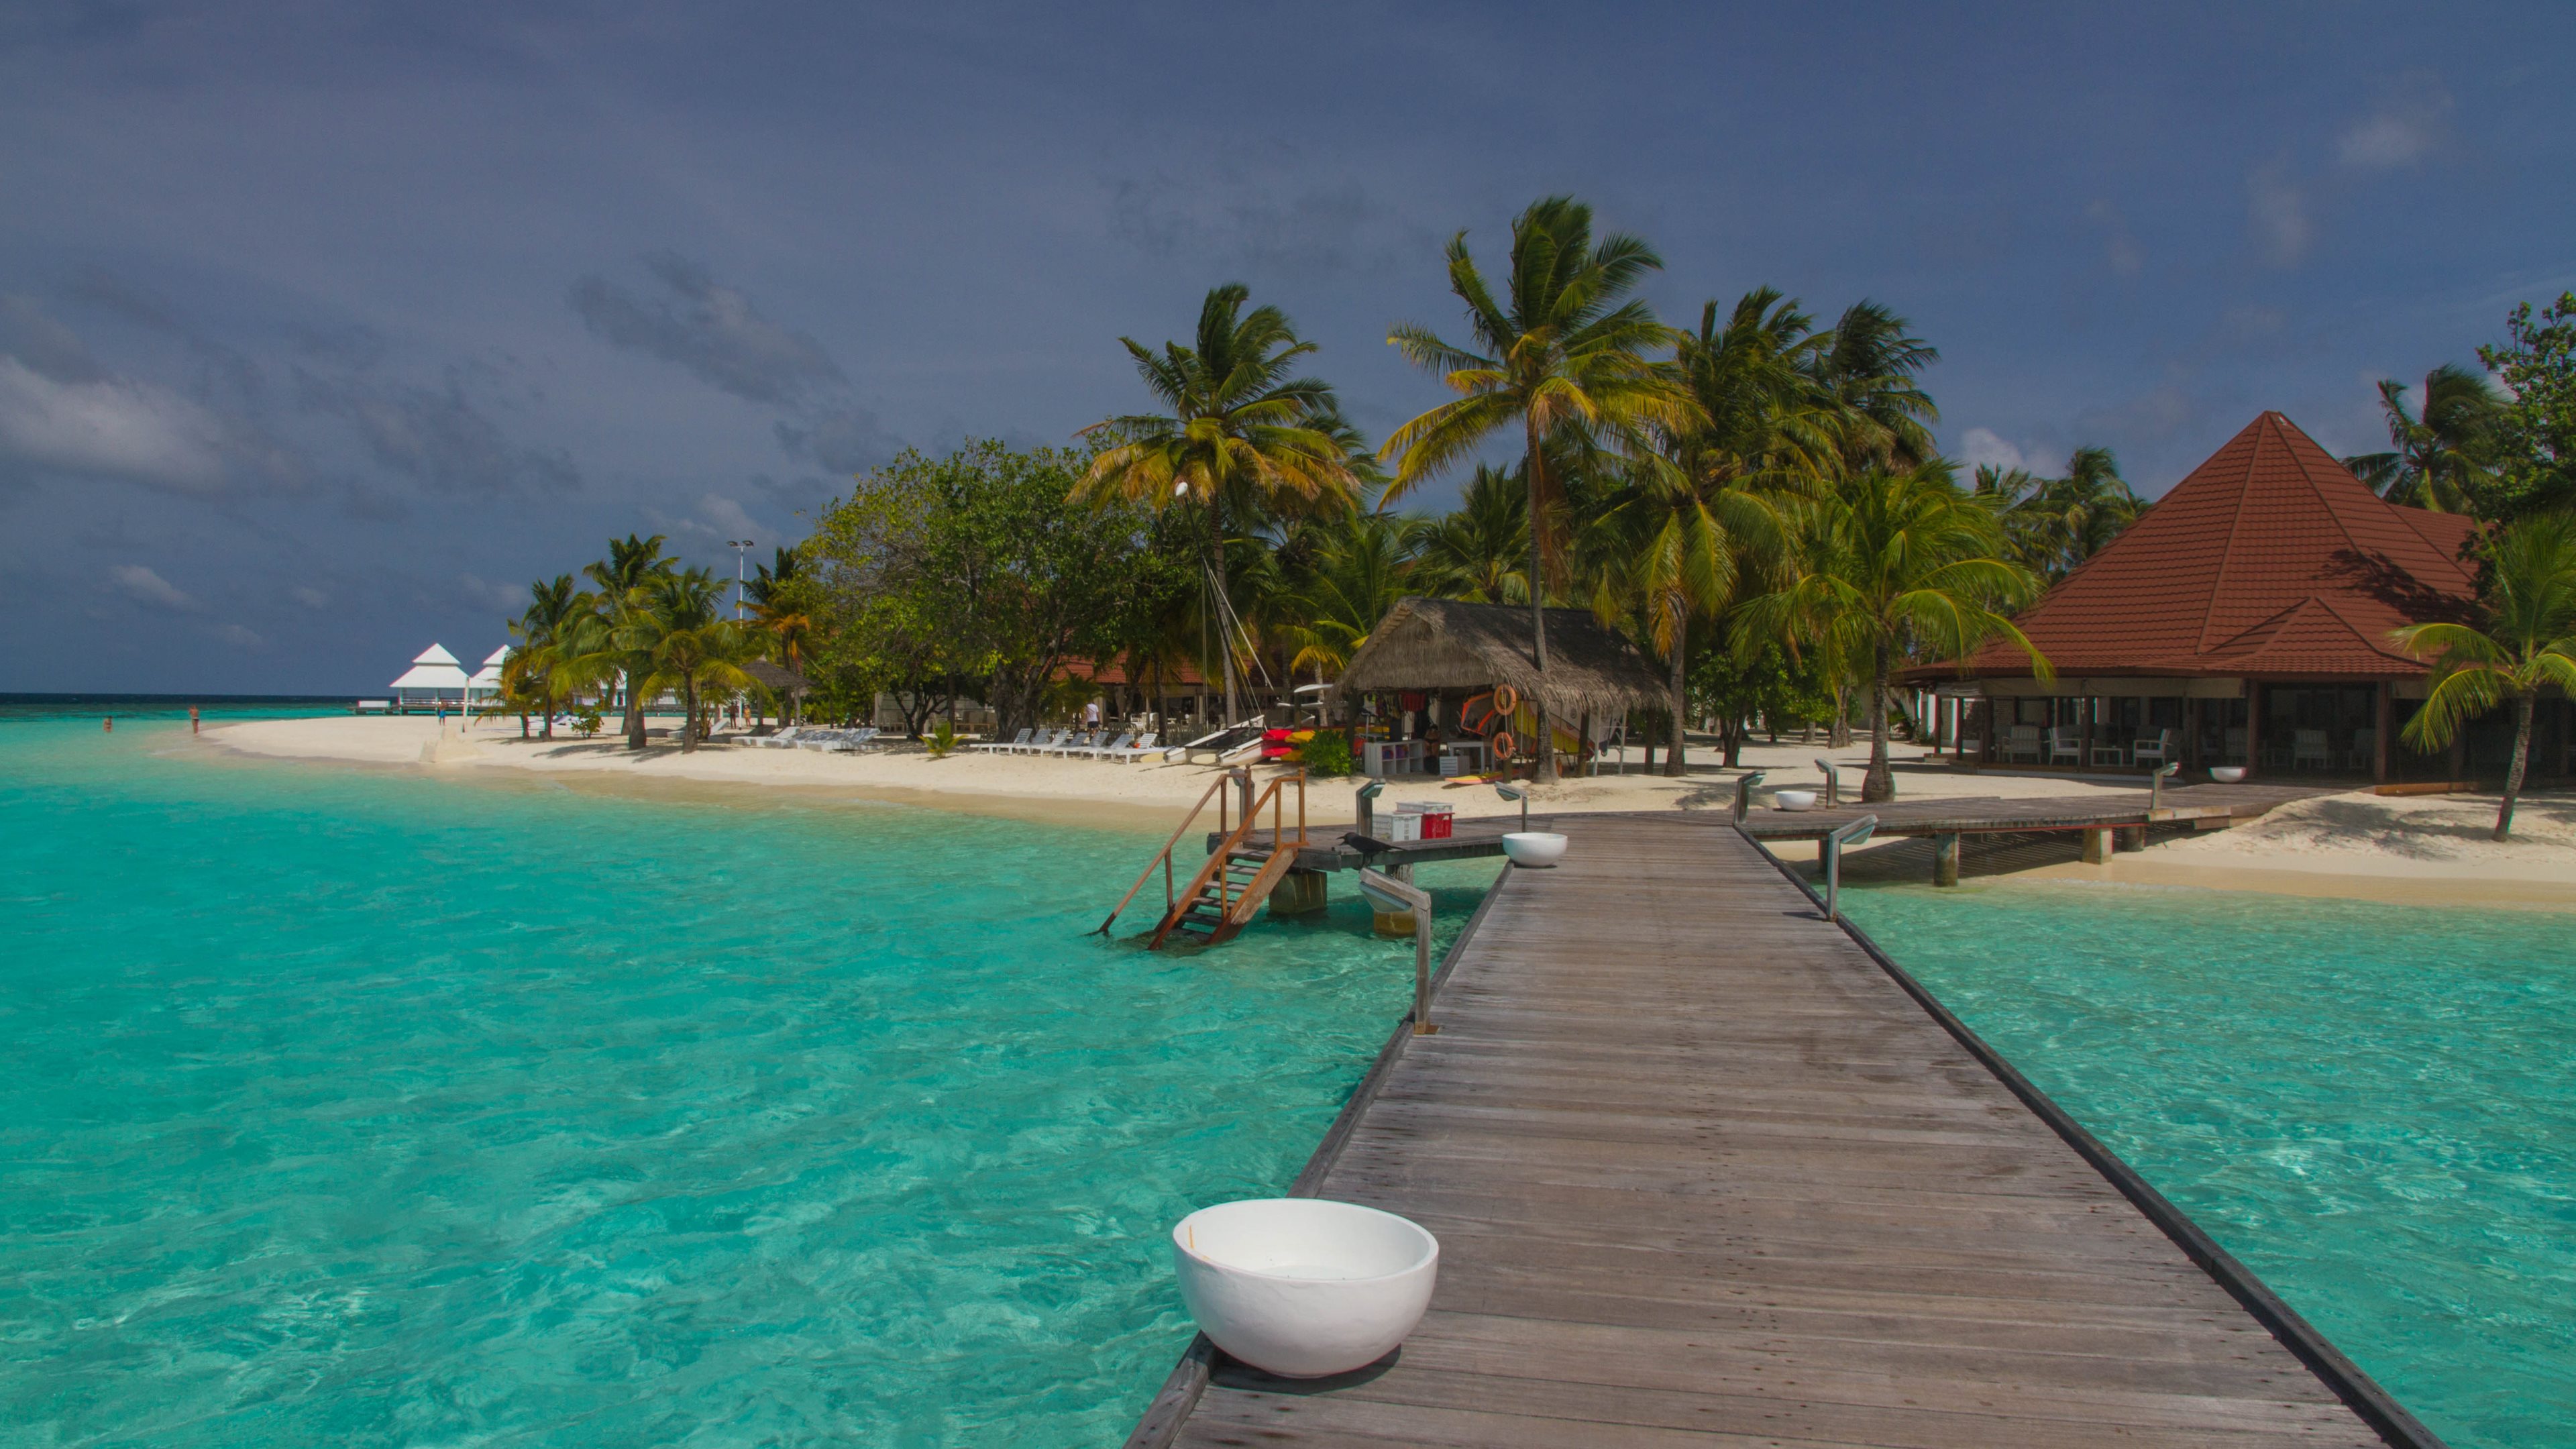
[102,716,112,733]
[189,706,199,735]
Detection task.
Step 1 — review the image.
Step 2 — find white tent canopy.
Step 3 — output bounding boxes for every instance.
[392,642,470,705]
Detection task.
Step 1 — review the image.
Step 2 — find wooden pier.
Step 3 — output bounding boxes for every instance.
[1128,814,2436,1448]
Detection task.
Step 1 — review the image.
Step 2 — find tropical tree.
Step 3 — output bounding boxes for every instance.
[1976,446,2147,582]
[1075,284,1363,724]
[503,574,588,738]
[1413,464,1530,604]
[584,533,677,749]
[1738,462,2049,802]
[2478,294,2576,521]
[1381,195,1686,780]
[1810,301,1940,468]
[1278,511,1424,679]
[1603,290,1831,774]
[2342,364,2500,513]
[625,568,757,752]
[2390,512,2576,841]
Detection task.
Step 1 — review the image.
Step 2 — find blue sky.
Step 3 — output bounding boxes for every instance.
[4,2,2571,692]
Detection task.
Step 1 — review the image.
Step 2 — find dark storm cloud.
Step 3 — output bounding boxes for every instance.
[774,405,902,476]
[569,254,845,407]
[296,364,579,496]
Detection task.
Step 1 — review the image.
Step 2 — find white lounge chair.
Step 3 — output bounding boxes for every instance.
[2047,726,2082,765]
[1013,729,1064,755]
[1108,731,1160,762]
[1076,731,1134,760]
[972,728,1034,755]
[1040,730,1099,757]
[2293,729,2331,770]
[2131,728,2176,769]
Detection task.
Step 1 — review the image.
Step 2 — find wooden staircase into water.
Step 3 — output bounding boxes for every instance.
[1094,766,1308,950]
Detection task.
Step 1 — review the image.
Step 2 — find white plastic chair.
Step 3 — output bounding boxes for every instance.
[2293,730,2331,769]
[2002,724,2041,762]
[2047,727,2082,765]
[2131,729,2175,769]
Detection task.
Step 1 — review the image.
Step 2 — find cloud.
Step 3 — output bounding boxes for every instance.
[111,563,197,611]
[698,491,759,539]
[2083,200,2143,278]
[299,366,578,495]
[1106,166,1418,277]
[290,584,329,609]
[569,254,845,405]
[459,573,528,614]
[0,294,106,380]
[212,623,264,649]
[2246,160,2312,266]
[1959,427,2036,476]
[773,403,900,475]
[2339,76,2452,170]
[0,356,231,493]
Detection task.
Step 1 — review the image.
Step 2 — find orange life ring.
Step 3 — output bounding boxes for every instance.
[1489,730,1517,761]
[1491,684,1519,714]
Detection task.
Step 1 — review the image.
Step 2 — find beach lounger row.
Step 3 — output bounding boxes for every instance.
[963,728,1161,761]
[745,726,882,752]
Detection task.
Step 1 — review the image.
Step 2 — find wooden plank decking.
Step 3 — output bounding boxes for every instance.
[1134,814,2433,1448]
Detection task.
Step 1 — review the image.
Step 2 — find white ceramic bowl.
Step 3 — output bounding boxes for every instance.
[1501,831,1568,867]
[1774,790,1818,812]
[2209,765,2247,783]
[1173,1198,1439,1378]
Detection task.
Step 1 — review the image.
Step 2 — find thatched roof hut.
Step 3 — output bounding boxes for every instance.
[743,658,812,701]
[1328,597,1666,721]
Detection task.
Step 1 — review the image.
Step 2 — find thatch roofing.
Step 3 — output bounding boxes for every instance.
[743,658,812,696]
[1328,597,1667,720]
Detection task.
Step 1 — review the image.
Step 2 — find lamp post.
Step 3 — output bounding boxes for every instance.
[727,539,754,619]
[1493,782,1527,833]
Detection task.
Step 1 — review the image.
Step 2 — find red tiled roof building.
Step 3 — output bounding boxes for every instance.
[1921,412,2551,782]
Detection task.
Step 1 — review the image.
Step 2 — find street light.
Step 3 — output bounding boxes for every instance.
[727,539,755,619]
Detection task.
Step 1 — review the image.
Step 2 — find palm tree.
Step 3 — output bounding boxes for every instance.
[625,568,758,752]
[1608,291,1833,775]
[2344,364,2501,513]
[1739,462,2049,802]
[1979,447,2147,582]
[1810,301,1940,468]
[1413,464,1532,604]
[504,574,588,739]
[1279,511,1424,678]
[584,533,677,749]
[1075,284,1363,724]
[1381,195,1686,781]
[743,544,814,720]
[2391,512,2576,840]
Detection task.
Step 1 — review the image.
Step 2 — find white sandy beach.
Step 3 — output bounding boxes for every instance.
[207,715,2576,908]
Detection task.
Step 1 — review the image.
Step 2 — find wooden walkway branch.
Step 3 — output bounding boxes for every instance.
[1130,814,2438,1448]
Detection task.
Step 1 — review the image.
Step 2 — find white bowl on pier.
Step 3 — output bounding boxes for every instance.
[1173,1198,1439,1378]
[1501,831,1568,867]
[1774,790,1819,812]
[2209,766,2247,784]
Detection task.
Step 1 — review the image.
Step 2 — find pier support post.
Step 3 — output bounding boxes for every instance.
[2082,827,2112,865]
[2116,825,2146,853]
[1932,833,1960,888]
[1373,863,1417,938]
[1269,868,1329,917]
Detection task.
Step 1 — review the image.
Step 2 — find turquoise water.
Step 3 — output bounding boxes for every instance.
[1843,879,2576,1449]
[0,712,1493,1446]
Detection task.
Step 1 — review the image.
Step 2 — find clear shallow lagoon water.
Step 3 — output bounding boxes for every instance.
[1843,879,2576,1449]
[0,709,1494,1446]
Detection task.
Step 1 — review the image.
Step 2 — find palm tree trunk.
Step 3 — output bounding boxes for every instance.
[1862,641,1895,803]
[2496,692,2534,841]
[1663,602,1688,778]
[624,659,647,750]
[1525,425,1556,783]
[680,676,698,753]
[1207,499,1240,727]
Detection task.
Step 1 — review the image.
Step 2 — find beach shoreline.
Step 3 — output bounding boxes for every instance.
[205,715,2576,910]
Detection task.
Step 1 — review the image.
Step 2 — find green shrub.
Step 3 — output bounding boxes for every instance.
[1296,731,1355,777]
[572,704,603,738]
[926,718,961,759]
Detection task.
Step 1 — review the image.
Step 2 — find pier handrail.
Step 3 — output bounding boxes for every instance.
[1732,770,1767,823]
[1091,769,1242,936]
[1814,757,1841,808]
[1821,812,1878,922]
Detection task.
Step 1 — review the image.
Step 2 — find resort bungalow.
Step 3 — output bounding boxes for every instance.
[465,647,511,714]
[389,643,470,713]
[1330,596,1665,776]
[1918,411,2566,783]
